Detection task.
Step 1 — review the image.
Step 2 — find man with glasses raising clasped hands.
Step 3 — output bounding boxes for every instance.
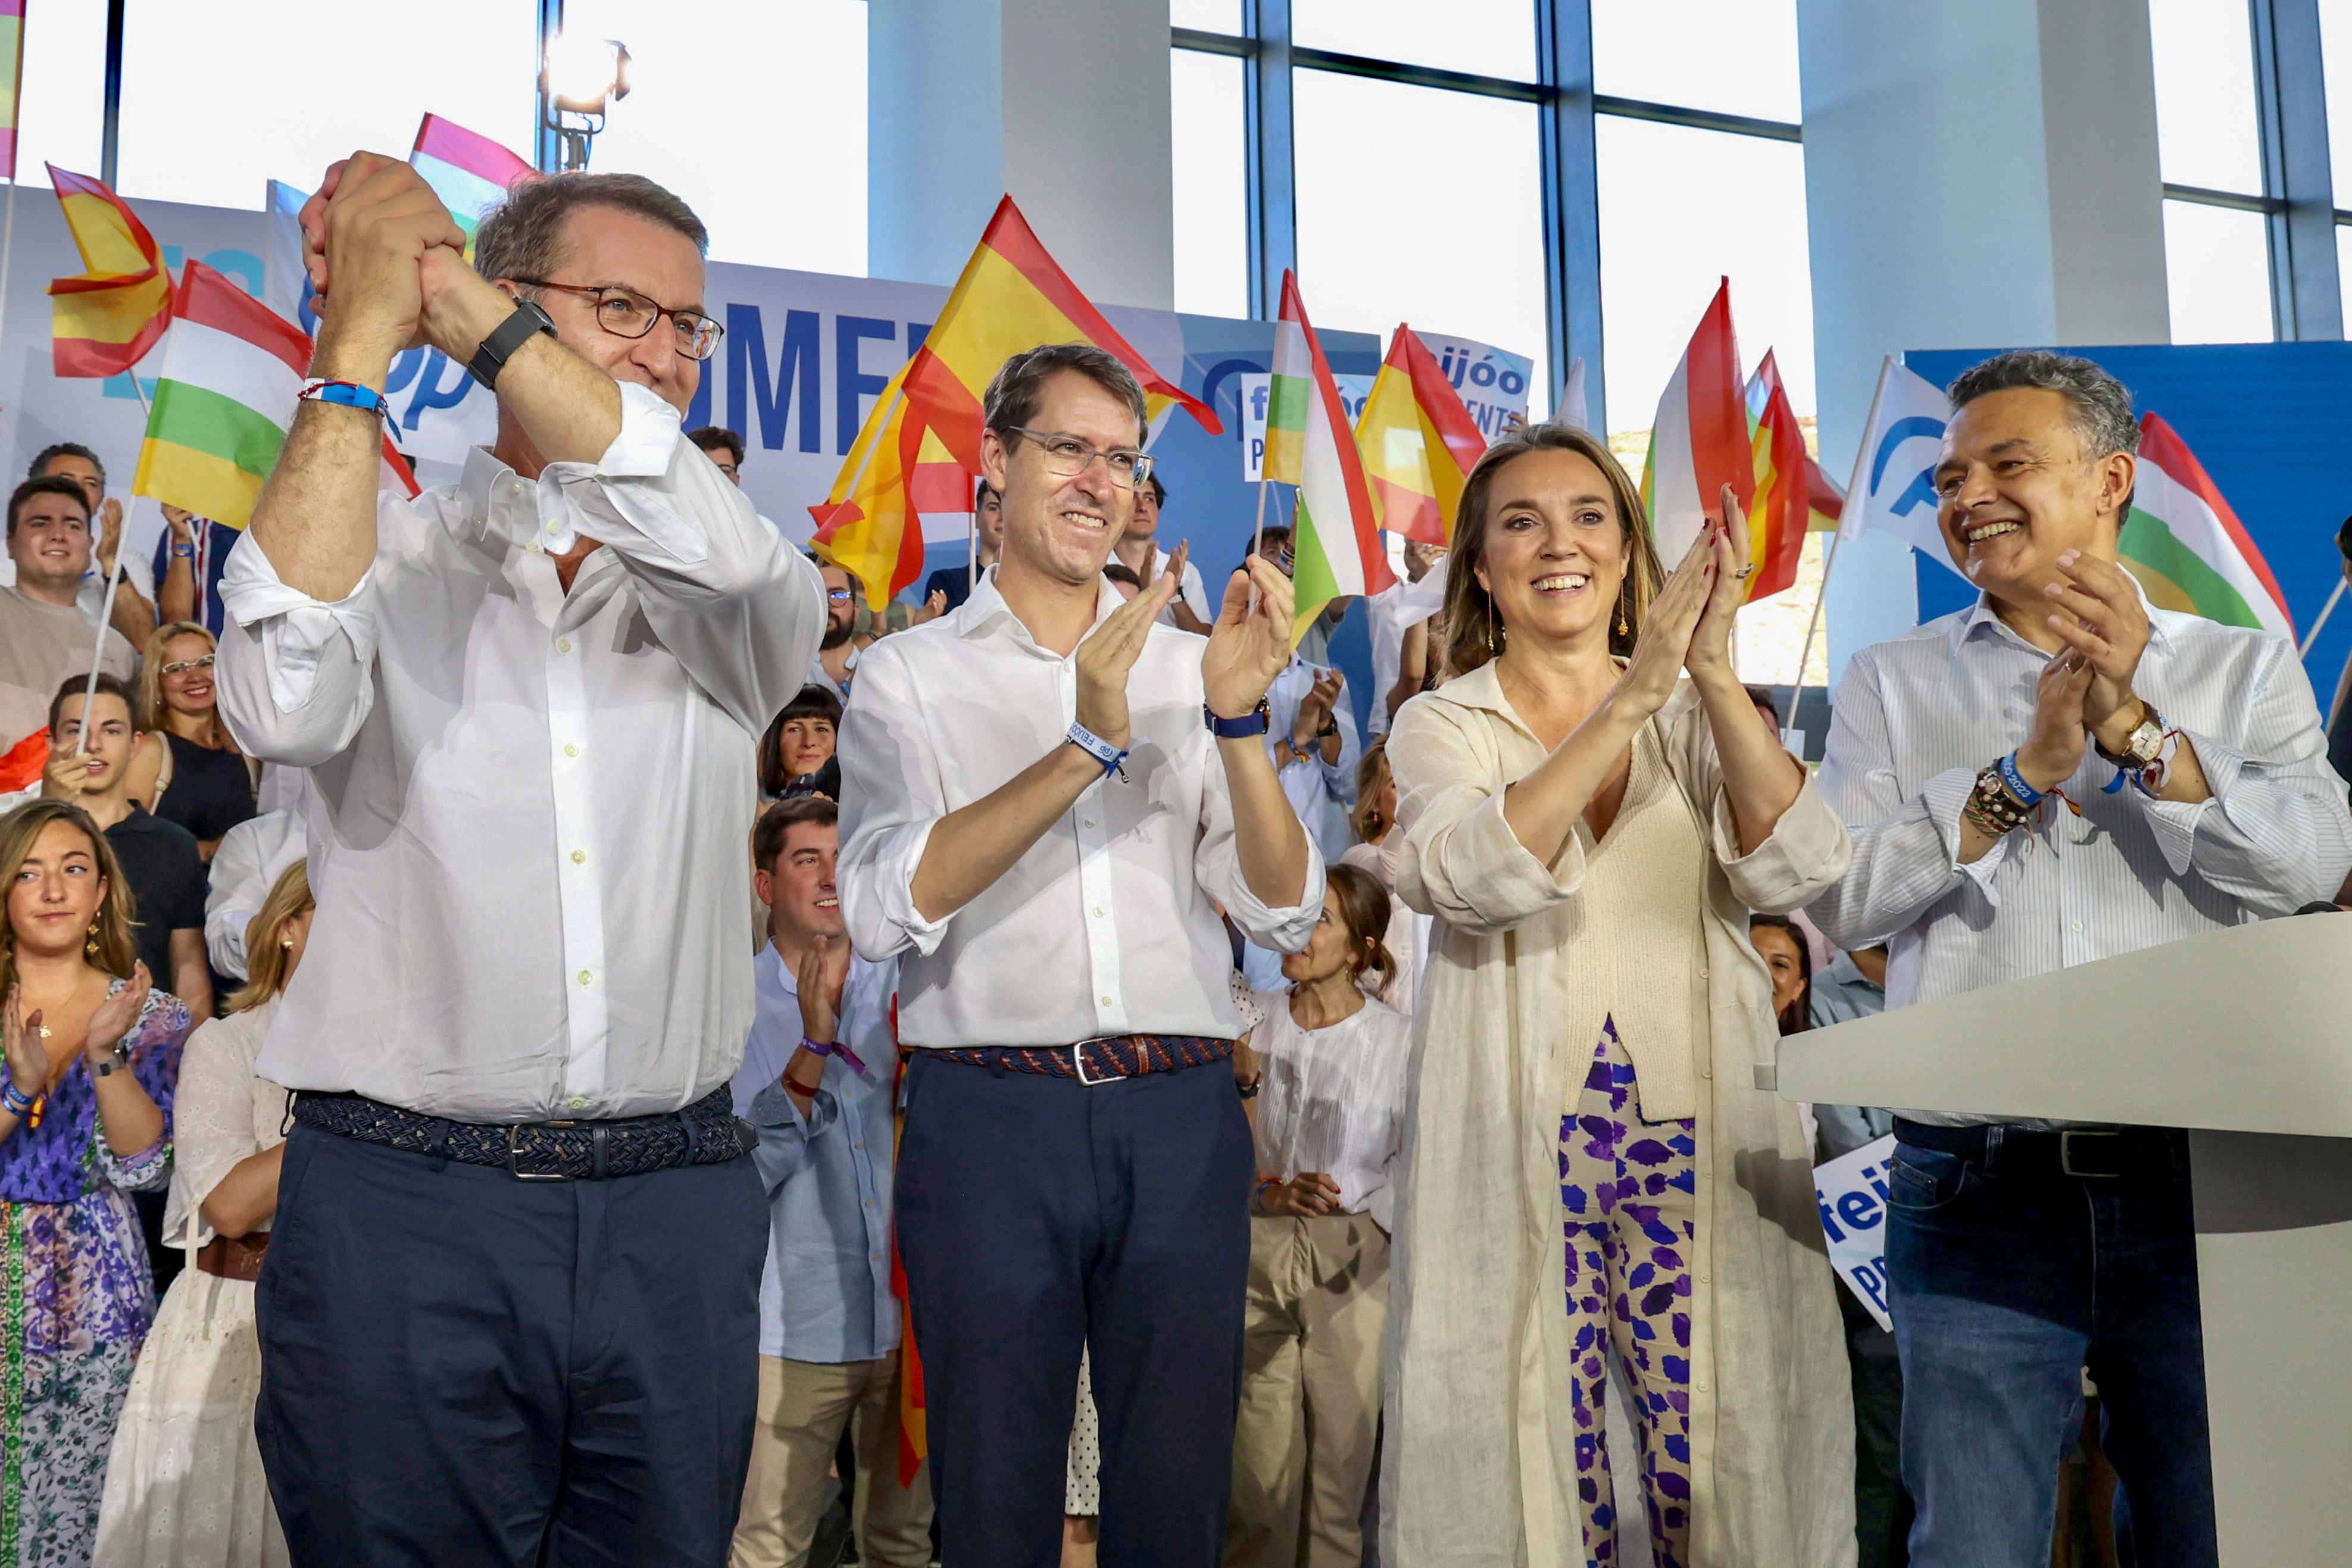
[215,155,824,1566]
[839,343,1323,1567]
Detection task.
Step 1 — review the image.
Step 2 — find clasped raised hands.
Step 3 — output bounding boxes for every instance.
[299,152,468,360]
[1619,482,1750,715]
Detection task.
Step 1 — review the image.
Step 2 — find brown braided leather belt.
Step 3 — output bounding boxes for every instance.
[929,1035,1236,1085]
[198,1233,270,1282]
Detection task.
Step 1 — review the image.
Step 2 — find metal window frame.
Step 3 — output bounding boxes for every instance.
[1175,8,1801,423]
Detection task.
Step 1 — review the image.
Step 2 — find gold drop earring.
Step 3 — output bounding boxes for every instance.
[85,920,100,961]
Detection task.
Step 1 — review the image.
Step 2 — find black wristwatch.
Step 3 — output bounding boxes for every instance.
[467,298,557,391]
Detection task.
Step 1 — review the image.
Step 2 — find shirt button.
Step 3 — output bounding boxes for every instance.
[1083,818,1097,829]
[555,638,571,654]
[1092,907,1105,919]
[571,849,586,865]
[577,969,594,986]
[2070,920,2084,933]
[568,1096,587,1110]
[1699,1066,1711,1079]
[564,742,580,759]
[1100,995,1114,1007]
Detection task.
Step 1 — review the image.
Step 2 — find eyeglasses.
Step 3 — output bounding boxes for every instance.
[824,588,854,602]
[160,654,216,676]
[510,279,724,361]
[1007,428,1154,491]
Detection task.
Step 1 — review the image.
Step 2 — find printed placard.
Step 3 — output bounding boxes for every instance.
[1813,1132,1898,1331]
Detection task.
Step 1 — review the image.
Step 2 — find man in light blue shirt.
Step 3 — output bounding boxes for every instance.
[734,796,932,1568]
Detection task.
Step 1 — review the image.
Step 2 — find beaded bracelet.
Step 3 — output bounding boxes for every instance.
[1961,763,2034,839]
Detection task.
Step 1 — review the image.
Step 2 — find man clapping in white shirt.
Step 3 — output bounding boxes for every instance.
[217,157,823,1564]
[838,342,1322,1568]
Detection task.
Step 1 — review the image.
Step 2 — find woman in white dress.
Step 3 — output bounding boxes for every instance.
[95,859,313,1567]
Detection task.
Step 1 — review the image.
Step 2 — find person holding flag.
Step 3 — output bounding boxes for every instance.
[1810,349,2352,1567]
[836,343,1319,1567]
[214,152,824,1564]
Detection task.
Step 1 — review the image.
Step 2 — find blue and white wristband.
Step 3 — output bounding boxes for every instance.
[1066,721,1129,781]
[298,377,392,420]
[1996,751,2045,808]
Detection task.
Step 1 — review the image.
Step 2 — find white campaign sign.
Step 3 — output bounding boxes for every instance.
[1813,1132,1899,1330]
[1235,333,1534,483]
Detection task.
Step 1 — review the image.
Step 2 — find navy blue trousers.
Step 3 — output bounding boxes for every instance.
[254,1122,767,1567]
[894,1052,1255,1568]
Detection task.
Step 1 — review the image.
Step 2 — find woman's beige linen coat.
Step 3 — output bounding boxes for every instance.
[1382,664,1857,1567]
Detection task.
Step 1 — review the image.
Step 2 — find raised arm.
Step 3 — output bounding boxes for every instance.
[1202,558,1316,913]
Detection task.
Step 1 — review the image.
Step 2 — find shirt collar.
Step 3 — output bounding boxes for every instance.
[951,565,1127,653]
[1951,571,2172,657]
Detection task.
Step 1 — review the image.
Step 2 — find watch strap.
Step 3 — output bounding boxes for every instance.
[1205,699,1272,739]
[467,299,558,391]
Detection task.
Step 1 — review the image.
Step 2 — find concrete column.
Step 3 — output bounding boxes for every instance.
[869,0,1175,311]
[1795,0,2170,682]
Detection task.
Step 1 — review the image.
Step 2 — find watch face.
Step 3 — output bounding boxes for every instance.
[2128,717,2165,763]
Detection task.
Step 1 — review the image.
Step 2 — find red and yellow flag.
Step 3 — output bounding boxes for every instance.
[1354,324,1487,547]
[814,196,1222,608]
[45,165,173,377]
[1739,349,1808,602]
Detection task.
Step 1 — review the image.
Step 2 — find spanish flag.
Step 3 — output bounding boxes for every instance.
[814,196,1220,608]
[1354,324,1488,547]
[1740,349,1808,602]
[46,165,172,377]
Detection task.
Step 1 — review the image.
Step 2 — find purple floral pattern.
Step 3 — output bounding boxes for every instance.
[1561,1020,1697,1568]
[0,985,188,1567]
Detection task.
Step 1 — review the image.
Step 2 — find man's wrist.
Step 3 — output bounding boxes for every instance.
[2091,695,2146,755]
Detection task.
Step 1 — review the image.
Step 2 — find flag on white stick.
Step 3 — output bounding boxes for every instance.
[1838,356,1953,566]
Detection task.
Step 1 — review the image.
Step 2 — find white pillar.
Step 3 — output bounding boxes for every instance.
[869,0,1175,311]
[1796,0,2170,682]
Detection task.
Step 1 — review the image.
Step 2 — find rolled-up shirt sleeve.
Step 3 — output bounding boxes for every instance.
[1808,649,1999,949]
[837,641,954,963]
[544,383,823,736]
[2134,641,2352,910]
[746,1080,841,1197]
[215,524,382,771]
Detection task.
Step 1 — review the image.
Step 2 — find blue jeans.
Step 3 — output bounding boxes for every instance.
[1885,1122,2217,1568]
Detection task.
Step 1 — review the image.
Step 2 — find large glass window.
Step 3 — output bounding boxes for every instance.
[2147,0,2263,193]
[119,0,537,209]
[2323,0,2352,208]
[557,0,867,274]
[1594,115,1814,434]
[1171,49,1248,319]
[1590,0,1801,123]
[2163,200,2275,343]
[1292,69,1548,413]
[1171,0,1244,36]
[15,0,110,186]
[1291,0,1536,82]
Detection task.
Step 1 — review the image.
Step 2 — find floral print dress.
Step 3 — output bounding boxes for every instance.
[0,985,188,1567]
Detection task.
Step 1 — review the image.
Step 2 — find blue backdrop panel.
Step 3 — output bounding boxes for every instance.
[1903,344,2352,704]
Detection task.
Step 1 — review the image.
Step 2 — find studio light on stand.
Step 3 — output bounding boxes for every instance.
[541,33,631,172]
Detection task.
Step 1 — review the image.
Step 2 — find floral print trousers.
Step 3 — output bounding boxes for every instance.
[1561,1021,1697,1568]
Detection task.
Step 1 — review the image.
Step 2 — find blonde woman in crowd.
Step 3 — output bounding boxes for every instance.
[96,858,313,1566]
[0,798,190,1567]
[127,621,256,858]
[1228,863,1408,1568]
[1336,740,1416,1009]
[1383,423,1855,1567]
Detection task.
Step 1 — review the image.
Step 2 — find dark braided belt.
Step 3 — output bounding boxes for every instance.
[291,1084,752,1181]
[930,1034,1236,1084]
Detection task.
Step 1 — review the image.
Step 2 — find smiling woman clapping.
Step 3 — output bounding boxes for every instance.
[1380,423,1855,1568]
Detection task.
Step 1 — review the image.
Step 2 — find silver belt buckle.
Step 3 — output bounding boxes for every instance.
[507,1120,576,1181]
[1074,1041,1127,1087]
[2059,1129,2121,1178]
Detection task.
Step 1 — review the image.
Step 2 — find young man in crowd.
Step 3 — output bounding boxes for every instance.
[23,442,157,647]
[920,477,1006,616]
[1812,349,2352,1567]
[734,795,932,1568]
[1110,472,1210,633]
[218,154,822,1562]
[691,424,816,550]
[0,477,139,764]
[838,343,1320,1566]
[37,673,213,1025]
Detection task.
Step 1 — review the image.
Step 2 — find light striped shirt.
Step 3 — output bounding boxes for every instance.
[1247,987,1410,1230]
[1810,592,2352,1129]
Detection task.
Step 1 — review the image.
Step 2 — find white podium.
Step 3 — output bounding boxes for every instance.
[1775,914,2352,1563]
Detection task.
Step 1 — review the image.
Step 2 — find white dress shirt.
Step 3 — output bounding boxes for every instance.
[217,383,825,1121]
[1267,657,1363,864]
[838,566,1324,1048]
[1247,987,1410,1231]
[1811,592,2352,1129]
